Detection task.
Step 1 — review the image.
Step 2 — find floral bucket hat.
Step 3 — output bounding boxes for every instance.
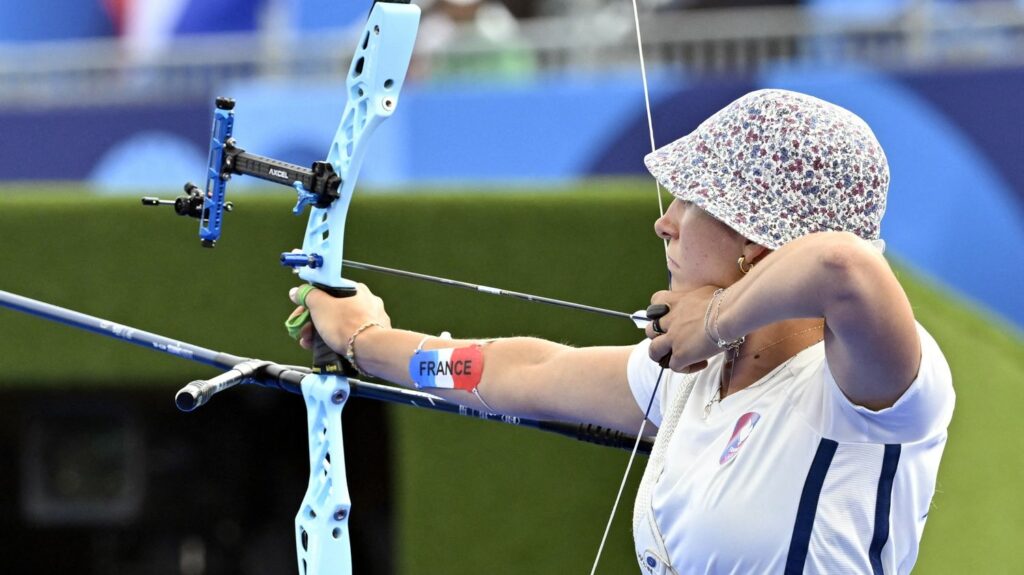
[644,89,889,251]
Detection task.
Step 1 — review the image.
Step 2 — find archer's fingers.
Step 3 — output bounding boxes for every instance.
[644,320,670,340]
[299,323,314,350]
[649,290,673,305]
[648,335,672,364]
[644,312,669,340]
[288,285,321,306]
[644,301,671,340]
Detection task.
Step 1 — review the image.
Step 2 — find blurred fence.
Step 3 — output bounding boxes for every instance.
[0,2,1022,107]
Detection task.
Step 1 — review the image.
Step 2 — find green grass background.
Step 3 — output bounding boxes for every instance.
[1,182,1021,573]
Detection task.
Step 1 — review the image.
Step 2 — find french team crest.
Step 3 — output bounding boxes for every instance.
[720,412,761,465]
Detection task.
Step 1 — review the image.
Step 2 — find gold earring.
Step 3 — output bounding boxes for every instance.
[738,256,752,274]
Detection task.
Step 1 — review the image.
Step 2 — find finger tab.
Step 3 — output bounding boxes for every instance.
[646,303,670,320]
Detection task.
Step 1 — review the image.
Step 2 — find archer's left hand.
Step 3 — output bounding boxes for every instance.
[645,286,722,373]
[287,283,391,352]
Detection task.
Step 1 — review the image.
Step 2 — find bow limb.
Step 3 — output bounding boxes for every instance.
[291,3,420,575]
[297,2,420,293]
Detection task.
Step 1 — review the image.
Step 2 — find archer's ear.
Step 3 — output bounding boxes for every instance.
[742,241,772,265]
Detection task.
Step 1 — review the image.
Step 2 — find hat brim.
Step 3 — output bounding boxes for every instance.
[644,137,788,250]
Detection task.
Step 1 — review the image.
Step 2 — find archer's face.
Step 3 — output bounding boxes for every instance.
[654,199,746,291]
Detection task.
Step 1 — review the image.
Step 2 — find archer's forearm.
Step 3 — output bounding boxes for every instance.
[716,231,889,339]
[352,328,573,417]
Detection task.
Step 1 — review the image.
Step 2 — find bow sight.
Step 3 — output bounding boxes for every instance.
[142,96,342,248]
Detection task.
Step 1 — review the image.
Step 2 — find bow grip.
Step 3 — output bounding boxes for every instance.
[311,284,359,375]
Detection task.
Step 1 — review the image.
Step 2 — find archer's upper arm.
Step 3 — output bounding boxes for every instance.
[820,239,921,410]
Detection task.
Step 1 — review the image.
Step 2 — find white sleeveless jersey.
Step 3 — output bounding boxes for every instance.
[627,323,954,575]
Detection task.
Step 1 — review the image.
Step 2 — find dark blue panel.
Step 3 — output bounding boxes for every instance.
[0,0,113,41]
[870,444,901,575]
[898,67,1024,216]
[174,0,264,35]
[0,104,209,180]
[785,438,838,575]
[587,79,756,176]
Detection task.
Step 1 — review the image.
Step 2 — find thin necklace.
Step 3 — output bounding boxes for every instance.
[737,322,825,361]
[703,323,825,419]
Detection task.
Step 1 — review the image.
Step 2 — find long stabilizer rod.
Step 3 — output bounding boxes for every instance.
[342,259,651,328]
[0,289,652,454]
[0,289,246,369]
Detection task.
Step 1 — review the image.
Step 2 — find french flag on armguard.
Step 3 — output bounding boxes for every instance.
[409,346,484,391]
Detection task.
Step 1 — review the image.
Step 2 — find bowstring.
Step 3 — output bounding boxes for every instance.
[588,2,669,573]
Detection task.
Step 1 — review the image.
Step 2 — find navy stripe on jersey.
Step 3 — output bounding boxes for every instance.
[869,444,902,574]
[785,438,839,575]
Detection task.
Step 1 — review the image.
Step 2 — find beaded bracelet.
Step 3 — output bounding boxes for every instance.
[344,321,384,376]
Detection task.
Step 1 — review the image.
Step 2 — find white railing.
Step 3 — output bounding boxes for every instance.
[0,2,1021,107]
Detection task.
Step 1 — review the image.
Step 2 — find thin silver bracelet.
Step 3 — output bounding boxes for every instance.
[703,289,721,346]
[704,288,745,351]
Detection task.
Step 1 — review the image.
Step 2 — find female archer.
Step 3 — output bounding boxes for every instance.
[289,89,954,574]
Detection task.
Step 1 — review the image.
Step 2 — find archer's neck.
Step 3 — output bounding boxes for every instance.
[719,318,824,399]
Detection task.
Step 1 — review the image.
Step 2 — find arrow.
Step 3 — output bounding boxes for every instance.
[341,259,651,328]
